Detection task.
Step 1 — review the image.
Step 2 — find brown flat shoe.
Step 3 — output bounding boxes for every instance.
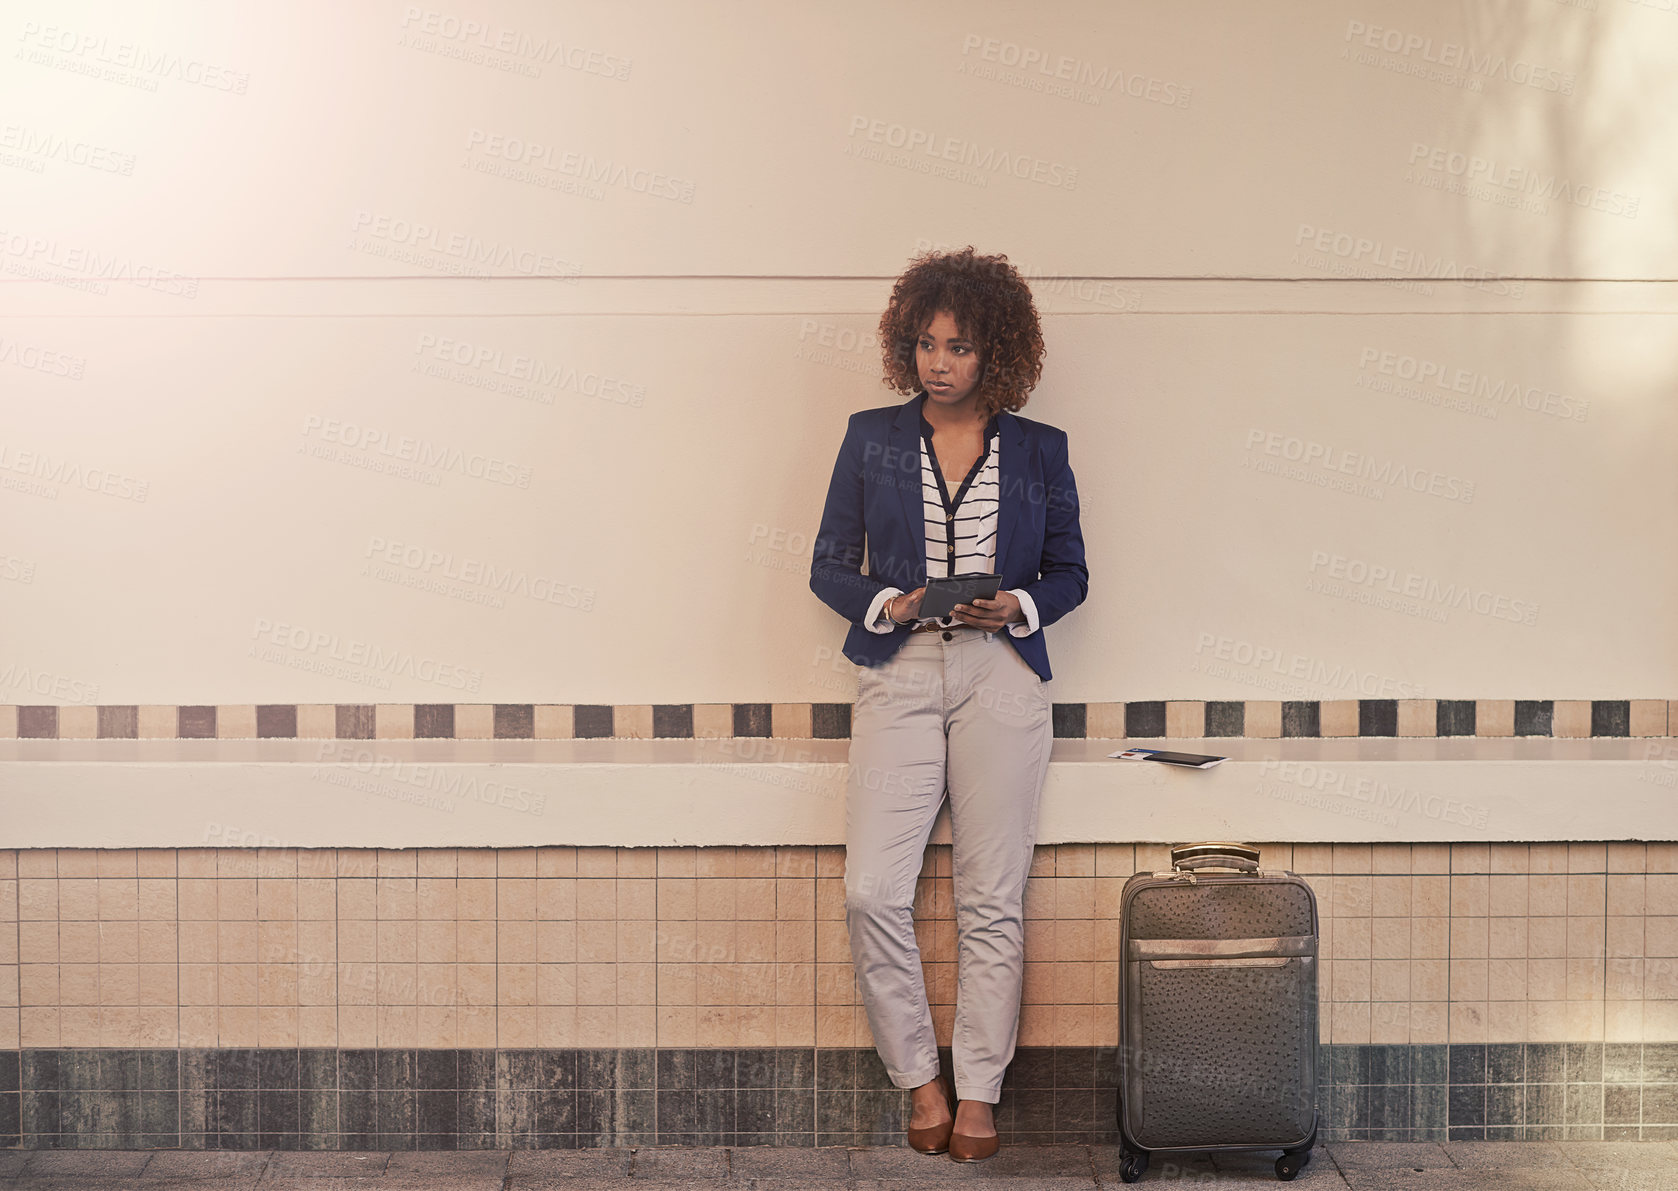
[949,1101,999,1162]
[905,1074,956,1155]
[948,1127,1000,1162]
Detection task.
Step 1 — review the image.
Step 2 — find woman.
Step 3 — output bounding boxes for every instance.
[808,246,1089,1161]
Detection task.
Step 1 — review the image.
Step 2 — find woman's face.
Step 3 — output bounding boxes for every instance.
[916,309,981,409]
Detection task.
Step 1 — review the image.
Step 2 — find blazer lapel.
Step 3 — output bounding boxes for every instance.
[891,394,926,584]
[995,409,1024,582]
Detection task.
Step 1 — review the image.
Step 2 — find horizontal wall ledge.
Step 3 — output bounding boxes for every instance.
[2,738,1674,850]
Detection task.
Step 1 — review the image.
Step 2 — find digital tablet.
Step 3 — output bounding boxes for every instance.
[917,572,1002,620]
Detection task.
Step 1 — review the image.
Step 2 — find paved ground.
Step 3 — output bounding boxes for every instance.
[0,1142,1674,1189]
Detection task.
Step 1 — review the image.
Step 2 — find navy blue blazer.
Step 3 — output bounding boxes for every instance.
[809,392,1088,682]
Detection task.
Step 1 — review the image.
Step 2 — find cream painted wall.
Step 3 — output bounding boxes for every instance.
[1,1,1673,705]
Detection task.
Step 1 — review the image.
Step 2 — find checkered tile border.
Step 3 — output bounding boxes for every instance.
[2,699,1671,740]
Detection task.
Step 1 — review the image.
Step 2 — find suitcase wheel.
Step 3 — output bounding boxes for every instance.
[1275,1119,1316,1180]
[1118,1149,1149,1183]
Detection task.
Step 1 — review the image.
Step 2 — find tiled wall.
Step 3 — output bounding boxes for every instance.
[3,843,1678,1051]
[2,699,1673,740]
[2,842,1677,1148]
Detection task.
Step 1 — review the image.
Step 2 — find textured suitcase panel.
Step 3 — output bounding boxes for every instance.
[1127,955,1316,1148]
[1119,873,1319,1154]
[1126,879,1314,940]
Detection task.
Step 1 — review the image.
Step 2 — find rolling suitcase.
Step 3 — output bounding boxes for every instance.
[1115,842,1319,1182]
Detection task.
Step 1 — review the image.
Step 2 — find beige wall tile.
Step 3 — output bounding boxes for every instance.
[215,706,257,739]
[453,705,493,739]
[1475,700,1514,737]
[1409,845,1450,875]
[1245,701,1282,738]
[136,706,176,738]
[1370,845,1410,875]
[1485,1001,1526,1043]
[295,705,336,739]
[1608,843,1647,874]
[1649,876,1678,915]
[1164,701,1204,739]
[1547,699,1590,738]
[135,850,176,879]
[1320,701,1359,738]
[1607,875,1646,917]
[689,704,730,739]
[497,849,537,879]
[695,848,737,879]
[1331,1000,1370,1044]
[1568,874,1606,915]
[1448,1001,1487,1043]
[57,706,97,739]
[613,706,654,739]
[374,705,414,739]
[1292,844,1331,874]
[1397,699,1435,737]
[530,706,573,739]
[1093,845,1134,877]
[17,852,56,879]
[1629,700,1667,737]
[1527,844,1568,875]
[1603,1001,1644,1042]
[533,848,576,879]
[1488,844,1528,875]
[1083,703,1125,739]
[765,704,809,740]
[1369,1002,1409,1045]
[1451,844,1489,875]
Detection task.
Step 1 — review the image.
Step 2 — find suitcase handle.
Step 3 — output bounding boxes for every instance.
[1171,842,1260,872]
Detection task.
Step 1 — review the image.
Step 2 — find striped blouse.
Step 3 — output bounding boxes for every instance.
[864,396,1040,636]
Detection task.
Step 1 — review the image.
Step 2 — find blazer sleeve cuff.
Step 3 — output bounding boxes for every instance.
[865,587,905,633]
[1006,588,1040,636]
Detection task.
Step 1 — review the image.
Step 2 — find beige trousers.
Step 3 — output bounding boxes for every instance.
[843,621,1055,1103]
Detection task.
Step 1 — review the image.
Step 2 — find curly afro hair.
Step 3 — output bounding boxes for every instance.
[878,246,1045,418]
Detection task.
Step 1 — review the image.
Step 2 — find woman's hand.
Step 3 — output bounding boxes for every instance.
[888,587,927,624]
[952,592,1023,632]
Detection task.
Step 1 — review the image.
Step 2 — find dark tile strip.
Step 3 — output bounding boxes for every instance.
[1592,700,1630,738]
[4,699,1674,740]
[574,705,613,738]
[256,705,297,739]
[1359,700,1397,737]
[810,704,850,739]
[1281,700,1320,737]
[97,705,138,738]
[1204,700,1245,737]
[413,705,454,739]
[1514,700,1553,737]
[1051,702,1086,739]
[1436,699,1476,736]
[731,704,770,738]
[651,705,694,739]
[14,1043,1678,1148]
[17,706,58,738]
[178,706,216,738]
[494,704,535,739]
[1123,701,1165,738]
[336,704,376,739]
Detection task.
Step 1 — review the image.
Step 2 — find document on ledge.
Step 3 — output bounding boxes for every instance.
[1108,747,1227,769]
